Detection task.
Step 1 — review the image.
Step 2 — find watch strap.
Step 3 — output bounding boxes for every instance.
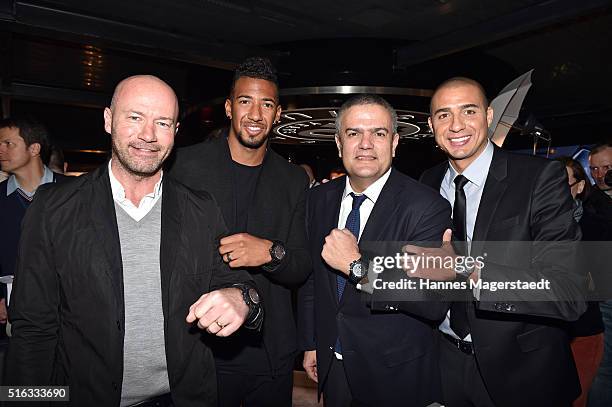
[232,283,263,330]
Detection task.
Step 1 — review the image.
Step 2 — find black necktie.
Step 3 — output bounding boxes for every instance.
[450,174,470,339]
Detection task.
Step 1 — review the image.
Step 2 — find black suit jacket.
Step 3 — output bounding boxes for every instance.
[420,146,585,407]
[167,135,311,375]
[298,169,452,407]
[5,165,252,406]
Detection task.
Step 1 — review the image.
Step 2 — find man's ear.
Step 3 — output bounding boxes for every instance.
[224,99,232,120]
[427,116,433,132]
[28,142,41,157]
[104,107,113,135]
[274,105,282,124]
[335,134,342,158]
[175,122,180,135]
[486,106,494,127]
[391,133,399,158]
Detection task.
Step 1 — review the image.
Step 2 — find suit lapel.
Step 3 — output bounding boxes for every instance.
[324,179,345,305]
[360,169,402,242]
[89,166,124,307]
[471,148,508,255]
[421,161,448,190]
[159,178,183,314]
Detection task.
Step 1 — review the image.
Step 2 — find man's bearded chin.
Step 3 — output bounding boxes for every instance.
[237,130,269,150]
[112,142,170,178]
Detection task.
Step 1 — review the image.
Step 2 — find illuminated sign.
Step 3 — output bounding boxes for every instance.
[272,108,432,144]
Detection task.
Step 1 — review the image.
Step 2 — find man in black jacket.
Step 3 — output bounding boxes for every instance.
[5,75,263,407]
[418,77,585,407]
[168,57,310,406]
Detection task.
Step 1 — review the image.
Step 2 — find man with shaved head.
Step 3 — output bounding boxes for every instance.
[416,77,585,406]
[5,75,263,407]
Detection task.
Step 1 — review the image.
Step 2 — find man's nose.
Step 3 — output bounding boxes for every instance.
[248,104,263,121]
[359,133,374,148]
[450,114,465,132]
[139,121,157,142]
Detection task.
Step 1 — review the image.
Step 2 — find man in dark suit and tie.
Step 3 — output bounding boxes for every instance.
[298,94,452,407]
[418,77,585,406]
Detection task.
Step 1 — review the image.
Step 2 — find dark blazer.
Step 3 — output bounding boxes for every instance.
[420,146,585,407]
[298,169,452,407]
[167,135,311,375]
[5,165,252,407]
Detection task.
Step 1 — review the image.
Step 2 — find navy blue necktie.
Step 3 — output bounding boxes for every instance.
[335,192,367,354]
[337,192,368,299]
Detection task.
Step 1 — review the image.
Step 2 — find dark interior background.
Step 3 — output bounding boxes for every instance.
[1,0,611,178]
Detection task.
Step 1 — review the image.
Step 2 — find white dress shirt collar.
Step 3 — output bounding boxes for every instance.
[108,160,163,222]
[445,140,494,188]
[342,167,392,205]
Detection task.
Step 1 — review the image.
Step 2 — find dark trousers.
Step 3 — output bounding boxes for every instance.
[321,358,372,407]
[216,371,292,407]
[322,357,352,407]
[440,336,496,407]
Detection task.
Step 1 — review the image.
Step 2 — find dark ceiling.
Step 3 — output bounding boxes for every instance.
[0,0,611,171]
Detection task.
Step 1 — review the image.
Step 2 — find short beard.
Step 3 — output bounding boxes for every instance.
[236,130,269,150]
[111,140,168,179]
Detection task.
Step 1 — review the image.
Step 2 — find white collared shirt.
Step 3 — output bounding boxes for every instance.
[438,141,494,341]
[108,161,163,222]
[6,165,55,197]
[337,168,392,240]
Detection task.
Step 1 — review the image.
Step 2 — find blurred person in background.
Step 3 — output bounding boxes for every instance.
[0,117,65,327]
[586,143,612,407]
[558,157,609,407]
[299,163,319,188]
[48,144,67,174]
[588,143,611,197]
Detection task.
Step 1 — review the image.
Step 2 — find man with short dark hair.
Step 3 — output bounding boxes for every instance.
[299,94,452,406]
[5,75,263,407]
[418,77,585,406]
[0,117,64,325]
[168,57,310,407]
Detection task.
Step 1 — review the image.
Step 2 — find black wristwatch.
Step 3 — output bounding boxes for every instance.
[263,240,286,271]
[233,283,263,330]
[348,258,368,285]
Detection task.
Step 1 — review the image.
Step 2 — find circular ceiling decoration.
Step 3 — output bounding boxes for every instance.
[272,107,432,144]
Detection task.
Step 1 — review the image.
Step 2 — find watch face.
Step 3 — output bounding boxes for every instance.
[248,288,260,304]
[352,262,364,278]
[272,244,286,261]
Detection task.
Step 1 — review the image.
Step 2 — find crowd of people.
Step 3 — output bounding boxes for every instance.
[0,57,611,407]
